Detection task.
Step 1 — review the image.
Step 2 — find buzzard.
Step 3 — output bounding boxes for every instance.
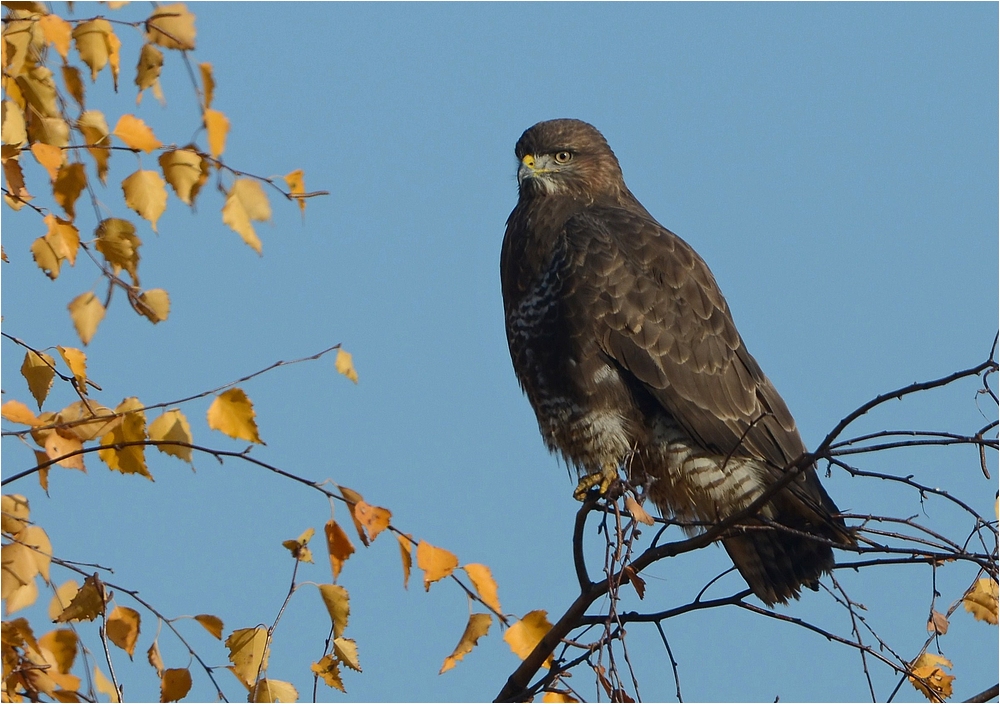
[500,119,853,605]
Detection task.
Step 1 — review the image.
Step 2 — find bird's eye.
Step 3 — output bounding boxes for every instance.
[554,151,573,164]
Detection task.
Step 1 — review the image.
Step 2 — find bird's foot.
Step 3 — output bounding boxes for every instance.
[573,465,620,501]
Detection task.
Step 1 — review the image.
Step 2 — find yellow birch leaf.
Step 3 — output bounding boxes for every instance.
[30,115,70,148]
[159,148,206,205]
[311,655,345,692]
[337,485,368,546]
[72,20,115,82]
[30,142,64,180]
[36,459,51,492]
[44,431,84,471]
[38,14,72,60]
[42,671,79,699]
[354,500,391,543]
[17,65,59,118]
[440,613,491,674]
[2,142,21,164]
[98,397,150,479]
[5,79,23,115]
[1,399,41,426]
[78,110,111,183]
[1,542,38,596]
[112,114,162,153]
[542,692,579,703]
[927,610,949,636]
[463,563,502,615]
[416,541,459,591]
[94,665,120,703]
[282,527,315,563]
[44,214,80,266]
[2,101,27,148]
[3,16,38,78]
[284,169,305,215]
[48,665,84,694]
[135,43,164,104]
[137,288,171,323]
[194,614,223,640]
[908,652,954,702]
[221,178,270,254]
[225,626,269,688]
[146,4,196,51]
[292,535,315,563]
[148,409,192,462]
[160,667,191,703]
[30,412,57,449]
[252,679,297,703]
[107,30,121,90]
[962,578,999,625]
[53,162,86,220]
[335,348,358,383]
[36,464,53,495]
[625,496,656,526]
[1,494,30,534]
[623,565,646,599]
[325,520,354,581]
[39,629,78,674]
[333,636,361,672]
[204,108,229,159]
[21,666,60,701]
[122,169,167,231]
[19,524,51,582]
[5,575,38,615]
[95,218,141,282]
[147,639,164,677]
[3,155,31,210]
[68,292,106,345]
[106,606,140,658]
[2,100,27,146]
[397,534,413,589]
[3,616,39,653]
[1,548,33,594]
[54,574,105,623]
[504,610,553,669]
[199,62,214,110]
[31,234,62,279]
[317,584,349,639]
[56,346,87,393]
[206,388,262,444]
[56,400,119,442]
[48,580,79,620]
[21,347,56,407]
[227,664,252,692]
[62,65,85,108]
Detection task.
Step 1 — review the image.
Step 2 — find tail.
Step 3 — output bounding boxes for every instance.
[725,475,855,606]
[723,529,834,605]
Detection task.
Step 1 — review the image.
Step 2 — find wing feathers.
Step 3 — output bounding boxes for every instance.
[563,208,807,466]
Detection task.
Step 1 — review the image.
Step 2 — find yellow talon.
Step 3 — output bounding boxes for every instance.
[573,465,619,501]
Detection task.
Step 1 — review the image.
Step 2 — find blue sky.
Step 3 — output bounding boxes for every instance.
[2,3,997,702]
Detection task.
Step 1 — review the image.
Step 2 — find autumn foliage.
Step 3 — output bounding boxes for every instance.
[2,7,518,699]
[2,3,997,704]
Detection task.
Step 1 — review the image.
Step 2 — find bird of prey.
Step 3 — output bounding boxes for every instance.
[500,118,853,605]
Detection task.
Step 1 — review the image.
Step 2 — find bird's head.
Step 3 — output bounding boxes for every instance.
[515,119,627,201]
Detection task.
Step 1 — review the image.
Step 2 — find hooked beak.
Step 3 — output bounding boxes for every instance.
[517,153,555,186]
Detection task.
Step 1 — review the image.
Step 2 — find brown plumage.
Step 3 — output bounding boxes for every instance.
[500,118,854,605]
